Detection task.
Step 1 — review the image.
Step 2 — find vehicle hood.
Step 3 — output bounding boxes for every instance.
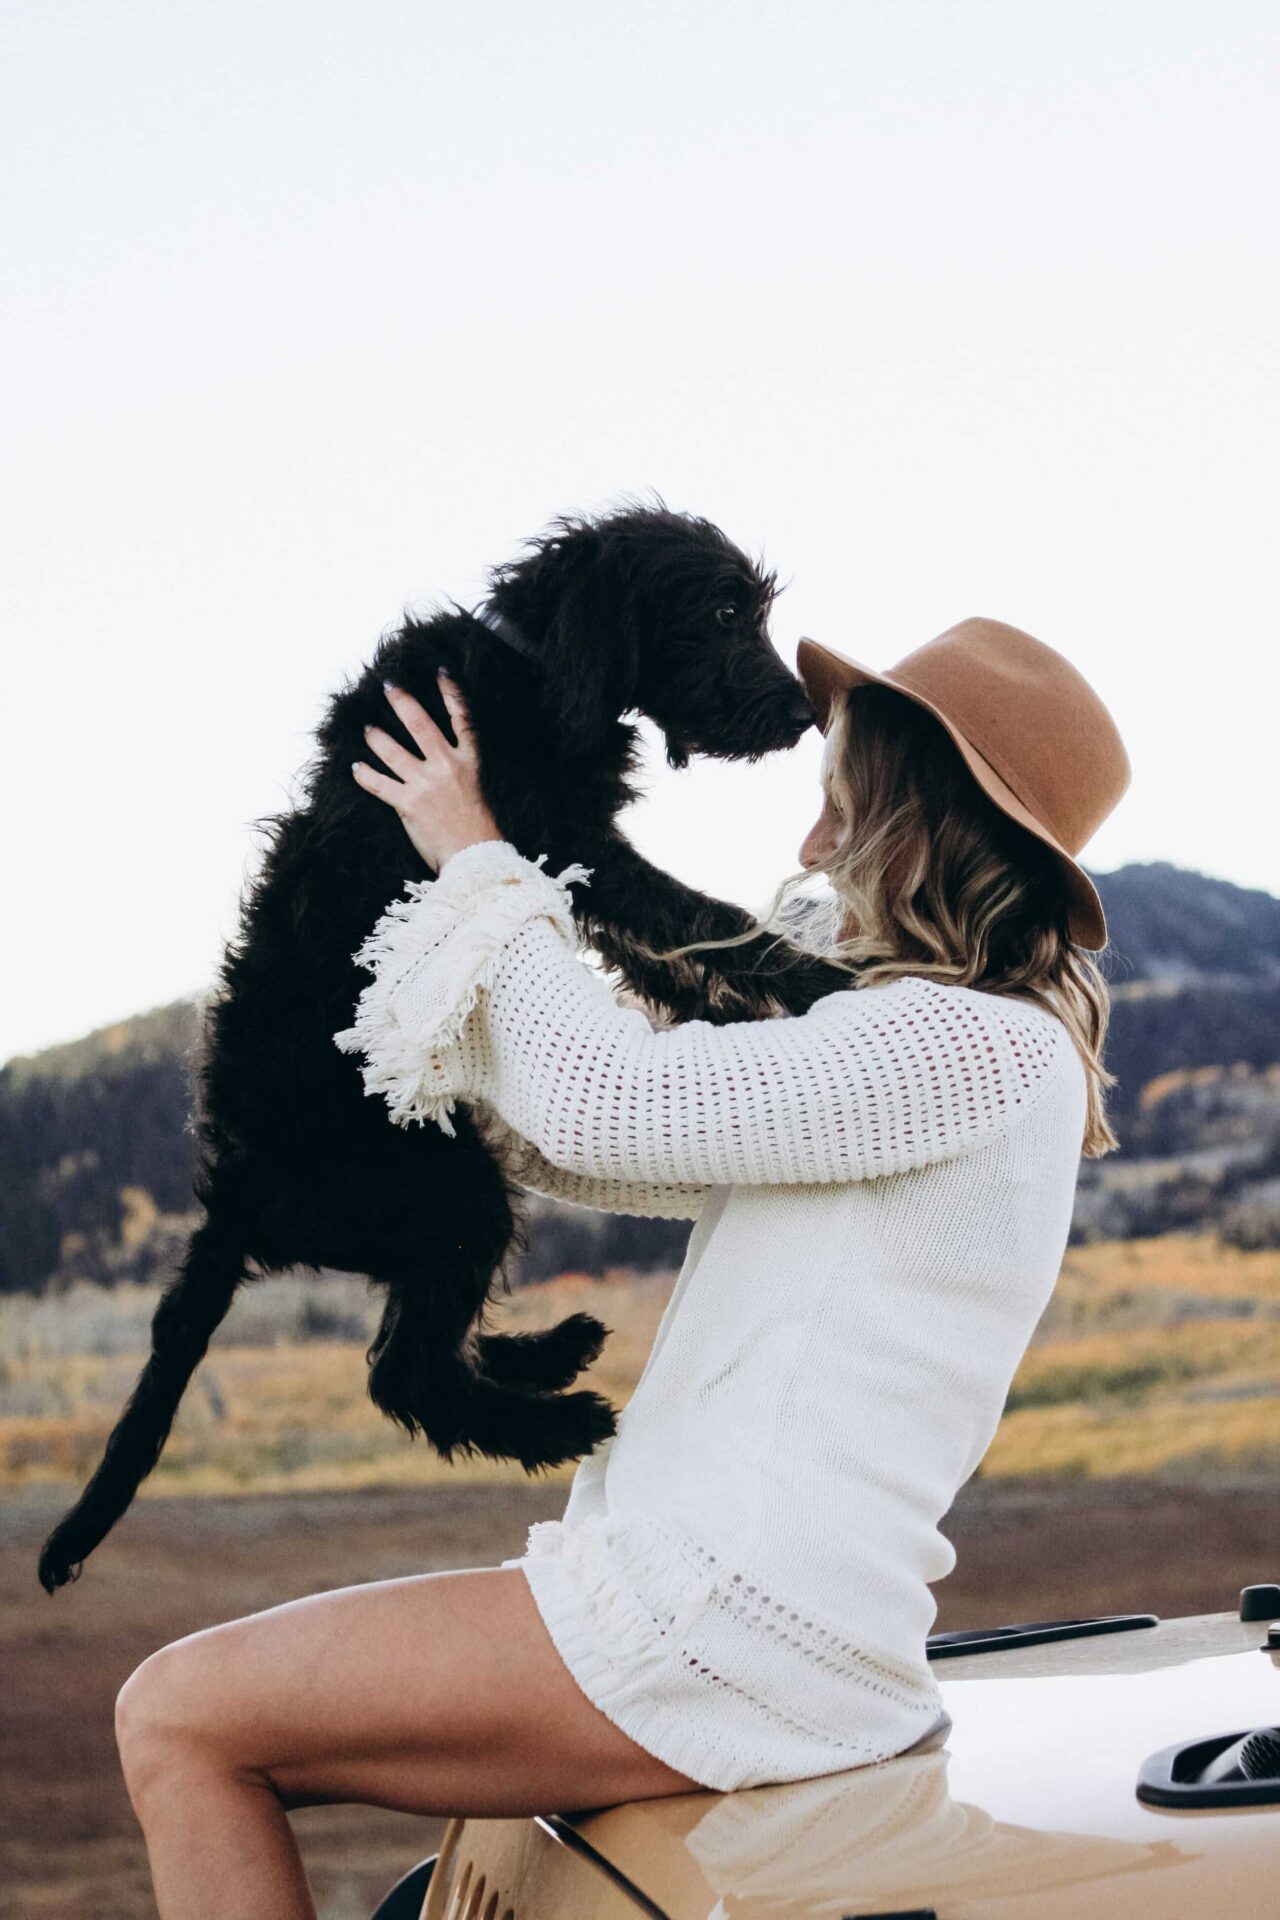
[566,1610,1280,1918]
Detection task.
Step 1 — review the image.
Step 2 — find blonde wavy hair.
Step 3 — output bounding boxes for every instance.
[632,681,1118,1158]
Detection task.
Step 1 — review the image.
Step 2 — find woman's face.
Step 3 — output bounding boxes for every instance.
[798,734,844,871]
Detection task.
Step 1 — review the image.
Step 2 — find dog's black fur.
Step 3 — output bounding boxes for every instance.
[37,502,855,1595]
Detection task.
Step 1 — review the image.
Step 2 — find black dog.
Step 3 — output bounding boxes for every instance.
[37,502,854,1595]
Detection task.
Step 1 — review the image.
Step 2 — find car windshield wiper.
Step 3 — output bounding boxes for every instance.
[926,1612,1159,1658]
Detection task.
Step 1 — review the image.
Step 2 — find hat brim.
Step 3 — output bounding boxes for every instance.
[796,635,1109,950]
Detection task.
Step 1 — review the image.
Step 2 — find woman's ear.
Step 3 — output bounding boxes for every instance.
[540,555,641,756]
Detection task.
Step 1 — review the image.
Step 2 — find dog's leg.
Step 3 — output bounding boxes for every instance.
[365,1268,617,1471]
[321,1127,616,1469]
[405,1107,612,1396]
[253,1126,608,1399]
[567,834,854,1024]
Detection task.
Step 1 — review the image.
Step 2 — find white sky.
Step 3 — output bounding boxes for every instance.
[2,0,1277,1065]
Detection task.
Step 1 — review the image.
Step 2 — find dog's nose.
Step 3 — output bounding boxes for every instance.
[786,690,818,731]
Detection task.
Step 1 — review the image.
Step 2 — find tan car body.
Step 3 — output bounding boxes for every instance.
[420,1609,1279,1918]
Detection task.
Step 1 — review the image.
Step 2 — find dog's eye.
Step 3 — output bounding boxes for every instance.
[715,605,740,629]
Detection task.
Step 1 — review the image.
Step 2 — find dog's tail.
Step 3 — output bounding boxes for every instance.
[36,1213,248,1595]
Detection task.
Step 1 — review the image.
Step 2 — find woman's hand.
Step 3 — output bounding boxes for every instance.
[351,670,505,873]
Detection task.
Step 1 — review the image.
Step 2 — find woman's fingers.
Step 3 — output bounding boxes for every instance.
[354,678,456,789]
[372,674,475,762]
[362,673,476,777]
[361,719,420,781]
[436,668,477,755]
[350,756,402,798]
[379,679,444,758]
[362,679,443,775]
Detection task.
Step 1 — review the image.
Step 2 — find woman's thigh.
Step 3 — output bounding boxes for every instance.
[117,1565,704,1817]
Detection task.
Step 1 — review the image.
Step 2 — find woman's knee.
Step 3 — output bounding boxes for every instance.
[115,1641,222,1795]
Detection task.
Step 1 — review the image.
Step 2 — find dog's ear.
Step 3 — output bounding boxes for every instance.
[539,546,640,756]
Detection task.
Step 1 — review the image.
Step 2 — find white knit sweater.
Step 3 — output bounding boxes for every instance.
[333,838,1087,1791]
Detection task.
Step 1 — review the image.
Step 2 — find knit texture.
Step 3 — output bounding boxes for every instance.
[334,837,1088,1790]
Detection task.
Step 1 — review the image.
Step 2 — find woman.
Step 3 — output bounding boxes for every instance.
[115,615,1130,1920]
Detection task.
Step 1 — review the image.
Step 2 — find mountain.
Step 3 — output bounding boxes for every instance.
[1,998,204,1089]
[1068,863,1280,1243]
[2,861,1278,1294]
[1079,864,1280,1124]
[1092,861,1280,988]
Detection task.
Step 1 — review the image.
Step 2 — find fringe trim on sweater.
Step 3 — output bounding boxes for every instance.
[332,842,592,1137]
[524,1513,721,1648]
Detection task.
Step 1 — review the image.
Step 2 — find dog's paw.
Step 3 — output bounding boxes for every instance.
[511,1387,618,1473]
[475,1313,610,1392]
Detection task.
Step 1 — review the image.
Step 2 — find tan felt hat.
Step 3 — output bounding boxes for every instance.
[795,616,1132,951]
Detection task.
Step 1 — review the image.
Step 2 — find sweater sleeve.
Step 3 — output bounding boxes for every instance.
[332,838,708,1218]
[333,838,1074,1188]
[467,1102,708,1220]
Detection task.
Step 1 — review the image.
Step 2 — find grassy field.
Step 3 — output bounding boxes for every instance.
[990,1234,1280,1477]
[1,1235,1277,1498]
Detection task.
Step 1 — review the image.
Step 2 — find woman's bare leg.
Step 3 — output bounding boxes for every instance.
[114,1565,703,1920]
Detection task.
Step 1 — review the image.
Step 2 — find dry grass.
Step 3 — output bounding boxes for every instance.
[984,1393,1280,1479]
[989,1235,1280,1478]
[1043,1233,1280,1328]
[2,1236,1277,1496]
[0,1270,673,1498]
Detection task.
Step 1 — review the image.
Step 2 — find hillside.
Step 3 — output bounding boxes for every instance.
[2,859,1278,1295]
[1071,862,1280,1244]
[1095,860,1280,987]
